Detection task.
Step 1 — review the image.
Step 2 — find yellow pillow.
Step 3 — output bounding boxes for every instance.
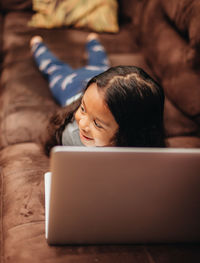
[29,0,119,33]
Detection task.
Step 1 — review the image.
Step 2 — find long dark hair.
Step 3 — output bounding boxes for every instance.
[86,66,165,147]
[43,66,165,155]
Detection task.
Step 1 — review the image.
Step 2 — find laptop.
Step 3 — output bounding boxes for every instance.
[45,146,200,245]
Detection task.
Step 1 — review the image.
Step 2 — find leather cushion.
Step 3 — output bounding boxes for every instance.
[161,0,200,49]
[140,0,200,146]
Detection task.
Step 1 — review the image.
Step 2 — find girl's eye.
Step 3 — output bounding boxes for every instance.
[80,104,85,113]
[94,120,103,129]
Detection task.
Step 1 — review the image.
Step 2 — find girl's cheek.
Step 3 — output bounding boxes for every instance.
[93,133,106,147]
[74,109,80,123]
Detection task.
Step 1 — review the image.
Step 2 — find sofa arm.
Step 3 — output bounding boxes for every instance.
[139,0,200,146]
[160,0,200,49]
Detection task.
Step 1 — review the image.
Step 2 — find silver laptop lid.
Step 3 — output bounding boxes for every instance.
[45,147,200,245]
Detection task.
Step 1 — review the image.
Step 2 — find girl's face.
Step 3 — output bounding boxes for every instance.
[75,83,118,147]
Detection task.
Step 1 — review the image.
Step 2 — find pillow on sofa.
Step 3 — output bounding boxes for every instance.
[28,0,119,33]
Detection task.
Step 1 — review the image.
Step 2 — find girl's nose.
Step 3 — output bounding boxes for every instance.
[79,116,90,132]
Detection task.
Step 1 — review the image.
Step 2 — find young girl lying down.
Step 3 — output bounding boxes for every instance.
[30,34,165,155]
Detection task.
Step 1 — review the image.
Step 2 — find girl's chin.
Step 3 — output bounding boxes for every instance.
[80,133,95,146]
[81,139,96,147]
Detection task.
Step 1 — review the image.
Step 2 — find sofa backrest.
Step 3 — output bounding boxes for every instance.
[0,0,32,12]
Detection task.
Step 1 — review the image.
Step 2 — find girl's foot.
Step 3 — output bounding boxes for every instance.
[30,35,43,48]
[86,33,99,42]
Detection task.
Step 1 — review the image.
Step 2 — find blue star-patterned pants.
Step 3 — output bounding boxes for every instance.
[32,39,110,106]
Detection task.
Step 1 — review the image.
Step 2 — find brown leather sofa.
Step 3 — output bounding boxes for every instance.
[0,0,200,262]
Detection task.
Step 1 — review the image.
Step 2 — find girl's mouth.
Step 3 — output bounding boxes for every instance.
[80,131,93,141]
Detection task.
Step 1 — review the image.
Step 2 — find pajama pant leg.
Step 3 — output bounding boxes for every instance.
[86,39,110,67]
[32,42,77,106]
[32,42,74,79]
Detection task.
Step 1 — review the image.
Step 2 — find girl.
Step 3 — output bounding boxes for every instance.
[30,35,165,155]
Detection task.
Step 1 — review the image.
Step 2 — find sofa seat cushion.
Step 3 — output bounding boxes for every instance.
[0,61,58,149]
[0,143,48,229]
